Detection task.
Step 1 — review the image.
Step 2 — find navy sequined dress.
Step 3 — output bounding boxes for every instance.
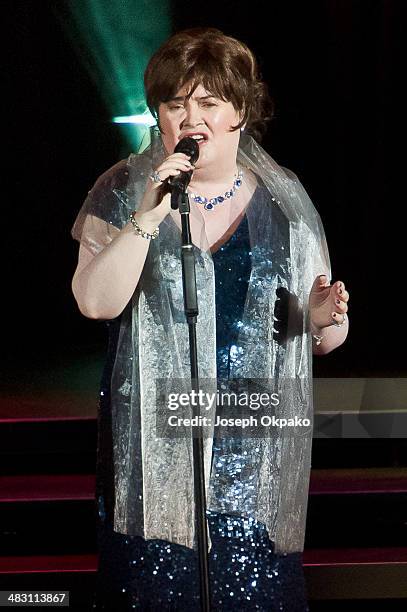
[94,199,309,610]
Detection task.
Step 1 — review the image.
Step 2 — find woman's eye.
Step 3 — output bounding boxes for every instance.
[167,102,217,111]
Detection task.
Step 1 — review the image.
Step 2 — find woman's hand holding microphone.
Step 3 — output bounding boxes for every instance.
[131,153,194,235]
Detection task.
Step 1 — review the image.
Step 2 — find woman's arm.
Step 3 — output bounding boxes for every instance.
[72,151,195,320]
[71,211,161,320]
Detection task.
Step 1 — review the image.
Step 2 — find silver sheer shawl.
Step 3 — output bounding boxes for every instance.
[71,127,331,553]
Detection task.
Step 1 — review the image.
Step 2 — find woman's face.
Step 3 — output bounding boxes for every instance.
[158,83,242,172]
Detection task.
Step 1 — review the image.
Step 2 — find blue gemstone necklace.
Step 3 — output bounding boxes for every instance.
[189,170,243,211]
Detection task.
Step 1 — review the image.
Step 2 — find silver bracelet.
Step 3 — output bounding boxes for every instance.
[129,211,159,240]
[312,312,347,345]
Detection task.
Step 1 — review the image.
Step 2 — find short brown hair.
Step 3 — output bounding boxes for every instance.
[144,28,274,142]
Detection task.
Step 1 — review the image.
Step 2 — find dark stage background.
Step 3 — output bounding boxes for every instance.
[4,0,406,392]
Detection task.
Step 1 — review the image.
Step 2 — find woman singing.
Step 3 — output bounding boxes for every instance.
[71,27,349,611]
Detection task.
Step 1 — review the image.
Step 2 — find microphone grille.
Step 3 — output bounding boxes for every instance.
[174,137,199,164]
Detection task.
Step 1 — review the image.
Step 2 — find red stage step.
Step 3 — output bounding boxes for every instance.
[0,554,97,574]
[1,469,406,503]
[0,474,95,502]
[1,548,406,574]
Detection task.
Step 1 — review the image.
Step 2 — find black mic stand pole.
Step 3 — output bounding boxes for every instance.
[171,185,211,612]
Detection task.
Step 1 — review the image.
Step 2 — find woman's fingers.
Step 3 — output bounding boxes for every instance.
[336,282,349,302]
[159,158,193,172]
[140,152,194,218]
[332,281,349,324]
[160,152,193,171]
[332,311,347,324]
[150,154,194,186]
[157,162,192,178]
[333,298,348,313]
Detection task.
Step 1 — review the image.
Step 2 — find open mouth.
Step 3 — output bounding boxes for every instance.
[183,133,208,145]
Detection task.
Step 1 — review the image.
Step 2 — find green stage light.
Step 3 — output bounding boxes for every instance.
[58,0,170,151]
[113,113,157,126]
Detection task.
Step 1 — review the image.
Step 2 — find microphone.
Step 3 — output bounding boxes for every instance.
[168,137,200,192]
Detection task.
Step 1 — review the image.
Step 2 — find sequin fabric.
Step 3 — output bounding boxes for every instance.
[93,208,309,610]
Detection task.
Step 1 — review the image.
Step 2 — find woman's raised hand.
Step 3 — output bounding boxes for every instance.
[309,274,349,332]
[135,153,194,227]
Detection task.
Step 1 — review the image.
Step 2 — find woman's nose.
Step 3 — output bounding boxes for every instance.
[181,102,203,128]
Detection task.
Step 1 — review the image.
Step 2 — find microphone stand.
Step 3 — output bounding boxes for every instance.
[171,185,211,612]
